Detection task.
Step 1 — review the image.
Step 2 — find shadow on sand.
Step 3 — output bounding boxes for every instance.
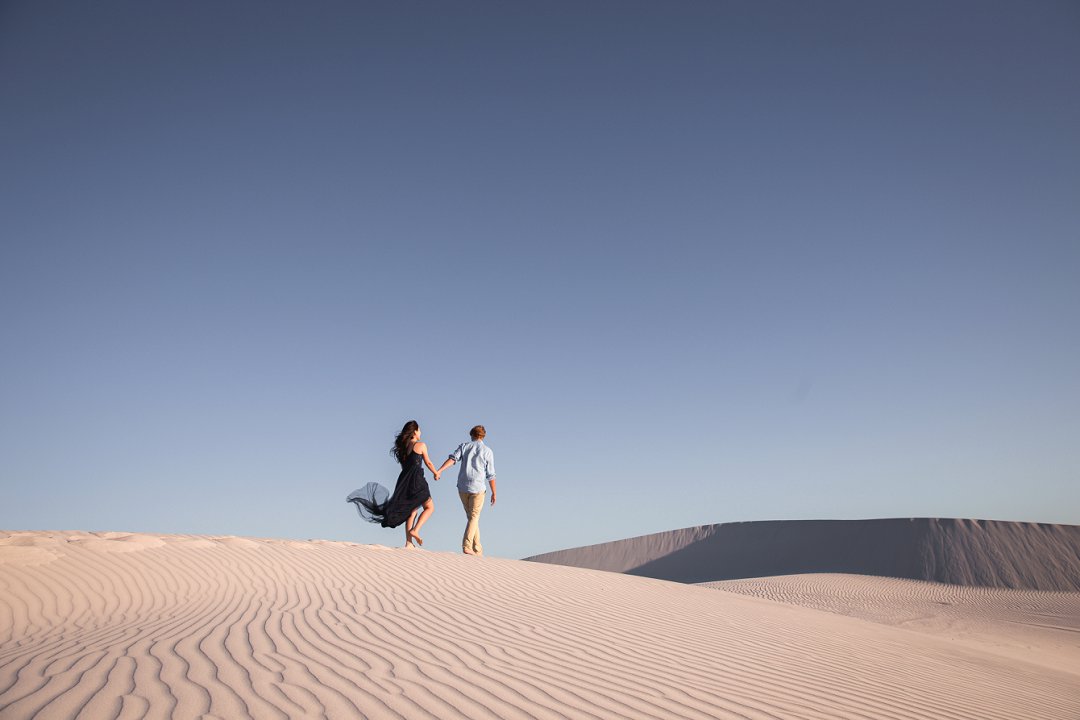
[528,518,1080,591]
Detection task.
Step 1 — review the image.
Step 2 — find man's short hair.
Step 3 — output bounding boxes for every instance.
[470,425,486,440]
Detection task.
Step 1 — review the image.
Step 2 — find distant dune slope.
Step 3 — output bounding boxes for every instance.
[525,518,1080,590]
[3,530,1079,719]
[706,573,1080,673]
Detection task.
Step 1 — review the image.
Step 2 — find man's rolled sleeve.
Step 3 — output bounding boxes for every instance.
[485,449,496,480]
[450,443,464,463]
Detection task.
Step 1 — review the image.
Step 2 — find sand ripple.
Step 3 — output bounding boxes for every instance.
[2,531,1078,719]
[706,573,1080,674]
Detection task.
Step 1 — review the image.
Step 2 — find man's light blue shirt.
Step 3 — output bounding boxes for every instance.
[449,440,495,494]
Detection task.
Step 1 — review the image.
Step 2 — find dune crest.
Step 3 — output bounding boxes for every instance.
[525,518,1080,590]
[2,530,1078,719]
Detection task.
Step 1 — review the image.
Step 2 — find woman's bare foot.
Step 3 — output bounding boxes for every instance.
[408,531,423,547]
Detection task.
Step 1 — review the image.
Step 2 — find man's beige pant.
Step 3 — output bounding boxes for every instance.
[459,491,485,555]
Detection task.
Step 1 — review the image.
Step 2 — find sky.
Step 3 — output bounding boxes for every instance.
[1,1,1078,560]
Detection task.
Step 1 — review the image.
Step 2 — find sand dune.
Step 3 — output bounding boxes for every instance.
[707,573,1080,674]
[525,518,1080,590]
[3,530,1079,719]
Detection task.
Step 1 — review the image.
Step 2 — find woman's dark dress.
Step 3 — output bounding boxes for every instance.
[347,451,431,528]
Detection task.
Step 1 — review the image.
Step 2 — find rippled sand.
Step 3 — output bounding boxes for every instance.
[2,531,1078,719]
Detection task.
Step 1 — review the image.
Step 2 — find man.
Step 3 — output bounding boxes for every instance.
[436,425,496,555]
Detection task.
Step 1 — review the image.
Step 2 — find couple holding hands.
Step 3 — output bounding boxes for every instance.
[348,421,497,555]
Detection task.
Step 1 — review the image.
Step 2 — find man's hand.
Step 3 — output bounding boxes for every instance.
[433,471,441,481]
[490,493,496,506]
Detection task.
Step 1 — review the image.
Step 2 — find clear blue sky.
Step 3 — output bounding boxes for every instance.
[2,1,1078,560]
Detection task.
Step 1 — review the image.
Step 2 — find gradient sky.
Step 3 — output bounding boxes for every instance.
[2,1,1078,560]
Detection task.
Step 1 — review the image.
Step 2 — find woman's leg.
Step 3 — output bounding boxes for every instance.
[408,498,435,545]
[404,509,418,547]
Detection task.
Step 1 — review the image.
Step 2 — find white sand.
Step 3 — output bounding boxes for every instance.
[706,573,1080,675]
[2,530,1079,719]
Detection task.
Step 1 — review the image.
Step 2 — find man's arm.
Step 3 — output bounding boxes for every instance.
[435,457,455,479]
[436,444,464,479]
[486,449,496,505]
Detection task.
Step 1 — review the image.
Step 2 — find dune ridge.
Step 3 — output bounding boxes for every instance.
[2,530,1079,719]
[524,518,1080,590]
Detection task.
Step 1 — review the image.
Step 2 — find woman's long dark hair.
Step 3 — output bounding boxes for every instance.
[391,420,419,464]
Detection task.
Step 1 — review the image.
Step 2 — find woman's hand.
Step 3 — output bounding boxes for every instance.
[433,471,441,481]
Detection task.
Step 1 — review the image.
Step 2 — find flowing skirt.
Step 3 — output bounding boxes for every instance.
[347,461,431,529]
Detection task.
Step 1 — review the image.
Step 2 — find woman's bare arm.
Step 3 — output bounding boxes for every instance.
[415,442,438,475]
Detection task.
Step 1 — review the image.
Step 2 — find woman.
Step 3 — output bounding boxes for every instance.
[347,420,438,547]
